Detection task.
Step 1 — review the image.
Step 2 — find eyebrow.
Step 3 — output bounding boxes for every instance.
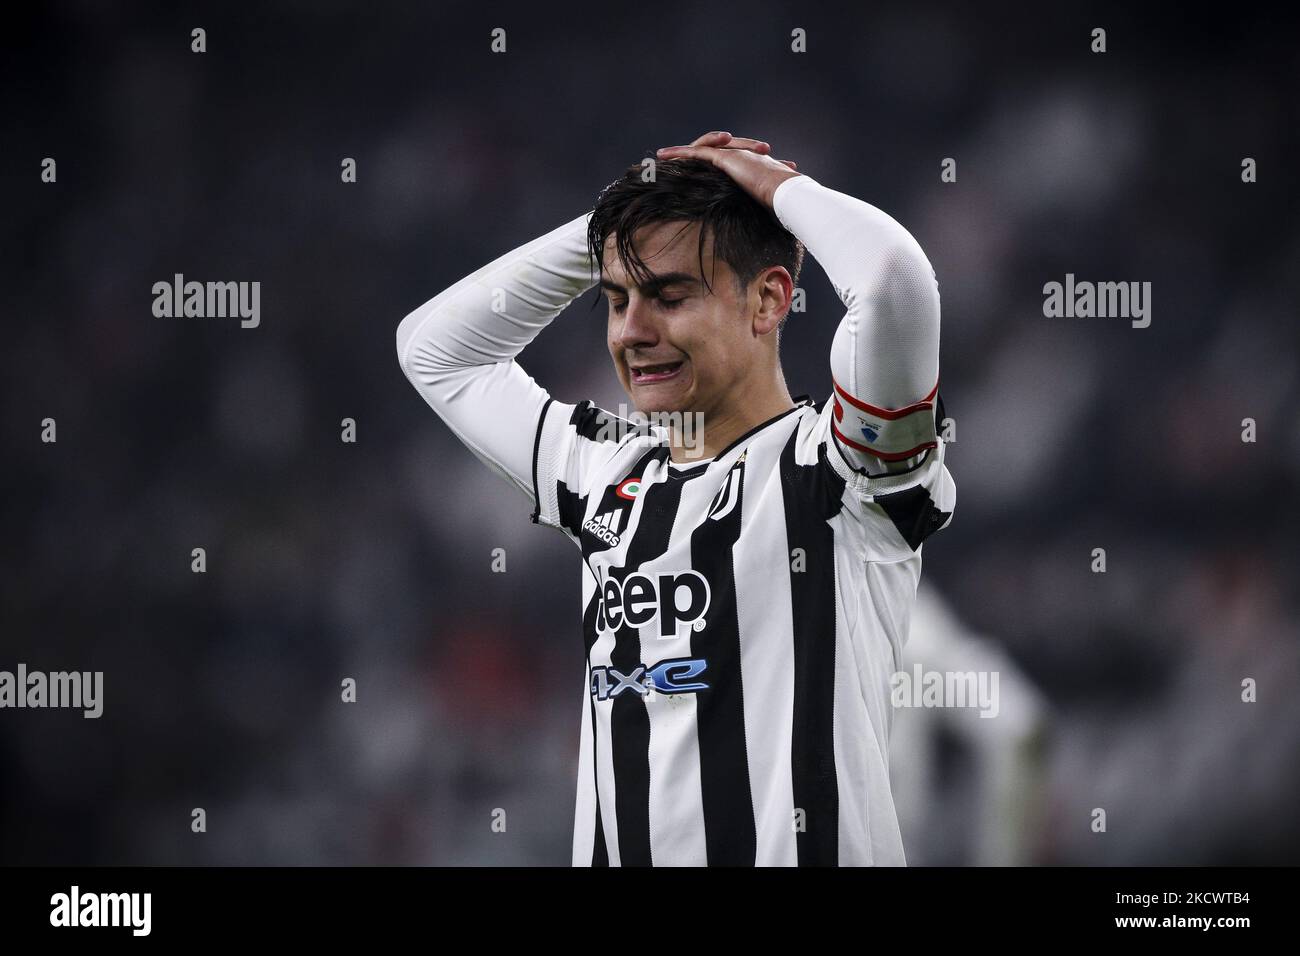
[599,272,702,296]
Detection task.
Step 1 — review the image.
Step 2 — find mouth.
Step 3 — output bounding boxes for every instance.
[629,360,684,385]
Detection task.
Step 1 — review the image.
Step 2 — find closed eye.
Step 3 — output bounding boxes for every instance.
[607,297,686,314]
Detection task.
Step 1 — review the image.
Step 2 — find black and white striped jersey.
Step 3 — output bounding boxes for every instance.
[397,172,955,866]
[533,390,953,866]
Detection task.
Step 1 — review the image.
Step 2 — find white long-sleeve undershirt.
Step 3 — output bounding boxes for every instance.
[396,173,941,498]
[772,174,939,413]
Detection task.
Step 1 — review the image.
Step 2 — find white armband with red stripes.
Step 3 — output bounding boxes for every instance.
[830,377,939,463]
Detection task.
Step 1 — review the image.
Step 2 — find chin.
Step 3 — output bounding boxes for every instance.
[630,390,689,417]
[625,369,695,418]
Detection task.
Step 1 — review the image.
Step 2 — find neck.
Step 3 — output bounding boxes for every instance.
[668,376,795,464]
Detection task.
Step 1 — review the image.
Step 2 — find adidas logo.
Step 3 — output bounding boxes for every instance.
[583,509,625,547]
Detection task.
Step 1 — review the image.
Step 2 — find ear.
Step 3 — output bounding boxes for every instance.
[752,266,793,337]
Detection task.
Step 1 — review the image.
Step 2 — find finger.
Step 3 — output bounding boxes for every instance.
[779,160,798,169]
[689,131,733,147]
[656,145,707,159]
[720,137,771,153]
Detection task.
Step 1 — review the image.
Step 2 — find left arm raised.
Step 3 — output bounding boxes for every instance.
[771,174,941,474]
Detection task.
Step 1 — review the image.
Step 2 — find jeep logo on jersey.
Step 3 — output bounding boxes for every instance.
[589,657,710,701]
[595,570,711,637]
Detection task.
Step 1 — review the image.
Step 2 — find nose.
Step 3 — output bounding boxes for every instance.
[615,295,659,352]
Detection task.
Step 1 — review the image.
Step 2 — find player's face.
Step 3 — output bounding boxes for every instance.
[602,221,762,418]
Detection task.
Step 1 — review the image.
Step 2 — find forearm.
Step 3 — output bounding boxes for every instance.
[397,209,596,376]
[772,175,939,411]
[773,175,940,471]
[396,210,598,494]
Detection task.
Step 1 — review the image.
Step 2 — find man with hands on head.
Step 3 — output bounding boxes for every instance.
[398,130,954,866]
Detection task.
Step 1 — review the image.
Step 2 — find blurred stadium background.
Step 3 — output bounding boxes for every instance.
[2,1,1297,864]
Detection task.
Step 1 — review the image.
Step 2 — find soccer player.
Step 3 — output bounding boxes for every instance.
[890,583,1050,865]
[397,131,955,865]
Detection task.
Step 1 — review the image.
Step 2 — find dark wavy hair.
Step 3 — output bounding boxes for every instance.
[587,157,804,303]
